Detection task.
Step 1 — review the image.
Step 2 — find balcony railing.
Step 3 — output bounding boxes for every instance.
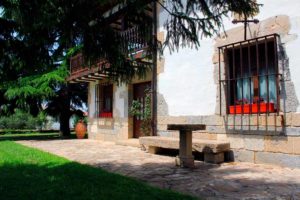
[69,25,152,79]
[119,25,151,55]
[70,53,86,74]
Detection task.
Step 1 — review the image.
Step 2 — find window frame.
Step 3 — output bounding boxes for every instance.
[218,34,281,115]
[95,83,113,118]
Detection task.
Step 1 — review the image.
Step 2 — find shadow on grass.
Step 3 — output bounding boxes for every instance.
[0,161,195,200]
[0,133,81,141]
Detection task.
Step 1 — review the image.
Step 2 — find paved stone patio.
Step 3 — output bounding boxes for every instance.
[18,139,300,200]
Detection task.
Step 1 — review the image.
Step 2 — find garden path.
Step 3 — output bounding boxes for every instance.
[18,139,300,200]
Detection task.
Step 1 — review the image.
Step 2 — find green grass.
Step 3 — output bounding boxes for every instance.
[0,141,196,200]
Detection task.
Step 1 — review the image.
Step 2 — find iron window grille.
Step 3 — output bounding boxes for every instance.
[218,34,281,115]
[95,83,113,118]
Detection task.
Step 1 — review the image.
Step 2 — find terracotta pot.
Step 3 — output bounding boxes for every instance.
[75,120,87,139]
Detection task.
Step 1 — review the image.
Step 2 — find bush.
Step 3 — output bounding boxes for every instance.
[0,110,47,130]
[72,115,87,128]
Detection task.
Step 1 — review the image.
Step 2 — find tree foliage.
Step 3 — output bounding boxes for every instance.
[0,0,259,135]
[159,0,259,51]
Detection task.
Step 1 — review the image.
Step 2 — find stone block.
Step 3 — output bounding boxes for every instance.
[217,134,227,141]
[193,132,218,140]
[257,15,290,36]
[90,124,98,133]
[157,94,169,116]
[264,136,293,154]
[157,124,167,131]
[193,139,230,153]
[285,113,293,126]
[157,116,188,125]
[204,152,224,164]
[260,115,283,127]
[255,151,300,169]
[250,115,260,126]
[212,52,224,64]
[225,115,259,127]
[293,137,300,155]
[244,135,264,151]
[227,134,244,149]
[281,81,299,113]
[157,31,164,43]
[148,146,160,154]
[286,127,300,136]
[157,58,165,74]
[94,133,104,140]
[232,149,255,163]
[292,113,300,127]
[185,115,223,126]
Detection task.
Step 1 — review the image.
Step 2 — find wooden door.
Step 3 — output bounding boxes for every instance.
[133,82,151,138]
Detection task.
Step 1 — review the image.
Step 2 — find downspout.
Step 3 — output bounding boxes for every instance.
[151,0,158,136]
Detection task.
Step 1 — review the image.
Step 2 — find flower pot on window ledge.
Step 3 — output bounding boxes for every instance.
[229,103,276,114]
[99,112,113,118]
[75,120,87,139]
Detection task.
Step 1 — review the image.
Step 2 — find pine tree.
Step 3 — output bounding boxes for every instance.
[0,0,259,136]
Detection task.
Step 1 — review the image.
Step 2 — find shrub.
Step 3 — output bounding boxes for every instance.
[72,115,88,128]
[0,110,47,130]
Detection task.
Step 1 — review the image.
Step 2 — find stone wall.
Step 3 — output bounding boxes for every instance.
[88,82,131,141]
[156,5,300,168]
[88,117,131,141]
[157,113,300,168]
[87,73,152,141]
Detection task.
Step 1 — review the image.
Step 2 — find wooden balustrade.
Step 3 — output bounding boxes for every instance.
[69,25,151,76]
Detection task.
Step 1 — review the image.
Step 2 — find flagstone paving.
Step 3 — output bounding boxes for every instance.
[18,139,300,200]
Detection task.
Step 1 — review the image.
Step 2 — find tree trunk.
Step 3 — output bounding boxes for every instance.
[59,85,71,137]
[59,111,71,137]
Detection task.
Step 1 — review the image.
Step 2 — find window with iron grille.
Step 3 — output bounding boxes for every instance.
[219,34,281,115]
[95,83,113,118]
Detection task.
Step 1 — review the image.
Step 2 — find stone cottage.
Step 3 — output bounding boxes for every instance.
[67,0,300,168]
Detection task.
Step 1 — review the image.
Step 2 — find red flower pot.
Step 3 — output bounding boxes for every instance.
[75,120,87,139]
[229,103,275,114]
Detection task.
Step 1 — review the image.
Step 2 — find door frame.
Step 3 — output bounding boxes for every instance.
[132,81,151,138]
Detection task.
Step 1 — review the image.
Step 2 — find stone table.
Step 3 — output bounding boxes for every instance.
[167,124,206,168]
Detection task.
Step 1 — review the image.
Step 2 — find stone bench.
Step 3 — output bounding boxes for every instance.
[139,136,230,164]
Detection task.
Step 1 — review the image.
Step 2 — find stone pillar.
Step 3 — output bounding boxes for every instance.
[178,130,194,168]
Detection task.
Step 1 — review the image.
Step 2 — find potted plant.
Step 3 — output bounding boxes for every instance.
[229,97,276,114]
[74,116,87,139]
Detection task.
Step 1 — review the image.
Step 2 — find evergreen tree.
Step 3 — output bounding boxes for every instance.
[0,0,259,136]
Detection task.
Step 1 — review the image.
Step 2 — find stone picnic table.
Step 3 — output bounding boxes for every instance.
[167,124,206,168]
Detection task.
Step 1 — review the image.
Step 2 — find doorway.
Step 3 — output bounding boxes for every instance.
[133,81,151,138]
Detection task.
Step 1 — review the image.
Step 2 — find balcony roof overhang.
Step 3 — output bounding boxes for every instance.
[67,61,110,83]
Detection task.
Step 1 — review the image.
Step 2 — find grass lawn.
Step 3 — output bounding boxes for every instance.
[0,141,196,200]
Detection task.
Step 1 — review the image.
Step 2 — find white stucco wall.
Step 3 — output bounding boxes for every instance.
[88,82,96,118]
[158,0,300,116]
[114,84,128,118]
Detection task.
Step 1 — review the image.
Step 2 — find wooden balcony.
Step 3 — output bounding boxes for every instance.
[67,25,152,83]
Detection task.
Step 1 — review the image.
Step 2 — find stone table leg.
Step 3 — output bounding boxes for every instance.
[177,130,194,168]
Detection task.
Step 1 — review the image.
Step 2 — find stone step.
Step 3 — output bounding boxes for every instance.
[115,139,141,148]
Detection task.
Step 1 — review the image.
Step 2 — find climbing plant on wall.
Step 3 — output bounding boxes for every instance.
[129,88,152,136]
